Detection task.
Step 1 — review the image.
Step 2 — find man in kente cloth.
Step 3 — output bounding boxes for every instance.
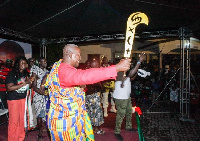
[45,44,131,141]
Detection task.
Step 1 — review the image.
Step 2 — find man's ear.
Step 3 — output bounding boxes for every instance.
[64,49,73,58]
[69,52,73,59]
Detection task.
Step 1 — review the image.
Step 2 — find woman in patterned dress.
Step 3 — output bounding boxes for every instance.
[85,59,105,134]
[31,57,48,141]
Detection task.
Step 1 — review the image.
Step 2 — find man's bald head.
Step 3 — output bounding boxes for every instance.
[91,59,100,68]
[63,44,78,57]
[63,44,81,68]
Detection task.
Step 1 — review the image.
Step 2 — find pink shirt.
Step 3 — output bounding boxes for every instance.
[58,63,117,88]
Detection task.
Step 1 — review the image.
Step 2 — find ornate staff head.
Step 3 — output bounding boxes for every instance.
[124,12,149,58]
[121,12,149,88]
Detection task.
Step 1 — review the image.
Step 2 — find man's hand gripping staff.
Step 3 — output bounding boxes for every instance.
[115,59,131,72]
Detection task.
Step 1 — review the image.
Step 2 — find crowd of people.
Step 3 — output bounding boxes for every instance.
[0,44,145,141]
[1,43,199,141]
[130,56,200,117]
[131,61,180,105]
[0,56,49,141]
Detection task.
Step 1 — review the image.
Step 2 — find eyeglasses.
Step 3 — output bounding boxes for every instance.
[6,59,13,63]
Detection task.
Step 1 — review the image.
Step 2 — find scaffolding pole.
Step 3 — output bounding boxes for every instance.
[179,27,194,122]
[40,38,47,59]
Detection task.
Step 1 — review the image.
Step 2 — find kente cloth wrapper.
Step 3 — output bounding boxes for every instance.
[45,59,94,141]
[24,88,34,132]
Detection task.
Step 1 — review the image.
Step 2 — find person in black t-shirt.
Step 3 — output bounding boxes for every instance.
[6,56,34,141]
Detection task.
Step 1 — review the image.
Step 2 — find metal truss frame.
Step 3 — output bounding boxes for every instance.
[0,27,40,43]
[179,27,195,122]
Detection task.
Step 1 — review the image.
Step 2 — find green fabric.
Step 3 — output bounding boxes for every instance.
[135,90,141,96]
[136,112,145,141]
[85,113,94,141]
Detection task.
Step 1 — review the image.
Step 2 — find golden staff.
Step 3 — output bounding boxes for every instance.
[121,12,149,87]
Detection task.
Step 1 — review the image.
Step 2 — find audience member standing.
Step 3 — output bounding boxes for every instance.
[28,57,36,71]
[101,57,117,117]
[40,73,51,139]
[6,56,34,141]
[113,53,145,141]
[27,57,38,130]
[0,59,13,108]
[85,59,105,135]
[151,78,160,104]
[31,57,48,141]
[170,85,179,117]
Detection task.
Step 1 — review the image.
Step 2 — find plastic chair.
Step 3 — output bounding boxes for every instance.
[0,97,8,125]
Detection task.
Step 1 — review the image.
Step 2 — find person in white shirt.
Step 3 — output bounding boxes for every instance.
[113,53,145,141]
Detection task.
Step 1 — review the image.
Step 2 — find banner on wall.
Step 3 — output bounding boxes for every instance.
[0,38,32,63]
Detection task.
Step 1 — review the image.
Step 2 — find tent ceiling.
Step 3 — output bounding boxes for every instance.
[1,0,200,42]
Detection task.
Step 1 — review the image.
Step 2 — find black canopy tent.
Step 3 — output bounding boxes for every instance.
[0,0,200,58]
[1,0,200,42]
